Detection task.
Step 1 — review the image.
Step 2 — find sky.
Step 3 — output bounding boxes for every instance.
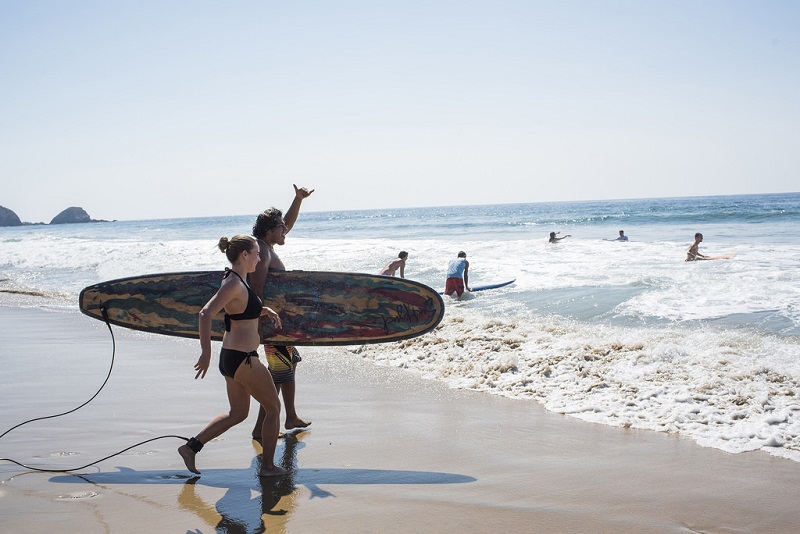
[1,1,798,223]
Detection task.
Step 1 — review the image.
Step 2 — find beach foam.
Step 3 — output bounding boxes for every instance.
[350,307,800,461]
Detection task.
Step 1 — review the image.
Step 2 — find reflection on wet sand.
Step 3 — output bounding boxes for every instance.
[178,430,306,533]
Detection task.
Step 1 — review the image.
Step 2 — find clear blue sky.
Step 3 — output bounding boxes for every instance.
[1,1,798,222]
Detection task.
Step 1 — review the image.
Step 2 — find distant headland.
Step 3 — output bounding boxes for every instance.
[0,205,111,227]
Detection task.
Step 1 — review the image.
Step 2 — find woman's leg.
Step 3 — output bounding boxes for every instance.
[234,358,287,477]
[179,377,251,474]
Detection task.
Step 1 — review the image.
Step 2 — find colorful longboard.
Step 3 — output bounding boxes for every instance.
[79,271,444,346]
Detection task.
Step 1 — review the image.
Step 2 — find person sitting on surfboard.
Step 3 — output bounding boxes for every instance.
[250,184,314,439]
[444,251,471,298]
[549,231,571,243]
[614,230,628,242]
[686,232,709,261]
[178,235,287,477]
[379,251,408,278]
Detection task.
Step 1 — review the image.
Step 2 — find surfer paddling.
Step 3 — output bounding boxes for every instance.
[250,184,314,438]
[179,235,287,477]
[379,251,408,278]
[549,231,571,243]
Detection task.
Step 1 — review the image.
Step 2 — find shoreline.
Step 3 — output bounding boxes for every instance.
[2,305,800,532]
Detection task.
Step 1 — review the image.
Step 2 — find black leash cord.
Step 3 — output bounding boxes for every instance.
[0,305,189,472]
[0,306,116,441]
[0,435,190,473]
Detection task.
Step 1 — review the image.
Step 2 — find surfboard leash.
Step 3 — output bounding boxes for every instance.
[0,434,191,473]
[0,304,191,473]
[0,305,117,441]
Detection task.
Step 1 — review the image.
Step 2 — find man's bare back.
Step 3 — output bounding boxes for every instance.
[379,251,408,278]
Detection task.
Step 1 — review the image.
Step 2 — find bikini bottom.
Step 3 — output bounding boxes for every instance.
[218,347,258,379]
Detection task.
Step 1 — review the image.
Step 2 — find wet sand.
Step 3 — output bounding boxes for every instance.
[2,305,800,533]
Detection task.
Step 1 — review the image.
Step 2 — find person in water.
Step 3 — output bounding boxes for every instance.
[250,184,314,439]
[549,231,571,243]
[379,251,408,278]
[615,230,628,241]
[444,251,471,298]
[178,235,286,477]
[686,232,708,261]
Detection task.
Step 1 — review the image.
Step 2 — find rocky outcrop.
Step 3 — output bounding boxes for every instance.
[0,205,23,227]
[50,207,94,225]
[1,206,108,226]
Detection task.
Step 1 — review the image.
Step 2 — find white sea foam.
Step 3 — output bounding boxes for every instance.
[349,305,800,461]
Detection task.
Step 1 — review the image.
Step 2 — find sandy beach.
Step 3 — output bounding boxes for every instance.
[2,305,800,533]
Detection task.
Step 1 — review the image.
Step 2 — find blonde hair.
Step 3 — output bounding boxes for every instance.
[217,235,256,264]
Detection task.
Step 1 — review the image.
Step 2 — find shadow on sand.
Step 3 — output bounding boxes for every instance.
[48,431,475,532]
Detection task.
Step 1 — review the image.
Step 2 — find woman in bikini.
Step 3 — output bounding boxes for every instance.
[178,235,287,477]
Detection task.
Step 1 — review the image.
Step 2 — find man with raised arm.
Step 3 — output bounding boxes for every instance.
[250,184,314,439]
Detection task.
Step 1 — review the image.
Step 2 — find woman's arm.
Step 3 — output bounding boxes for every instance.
[194,282,239,379]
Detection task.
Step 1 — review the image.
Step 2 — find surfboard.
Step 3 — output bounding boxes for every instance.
[690,254,736,261]
[79,271,444,346]
[439,279,515,294]
[472,279,516,292]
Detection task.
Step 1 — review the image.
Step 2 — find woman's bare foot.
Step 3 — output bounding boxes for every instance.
[284,417,311,430]
[259,464,289,477]
[178,444,200,475]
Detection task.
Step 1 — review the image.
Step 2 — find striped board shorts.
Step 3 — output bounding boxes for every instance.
[264,345,302,384]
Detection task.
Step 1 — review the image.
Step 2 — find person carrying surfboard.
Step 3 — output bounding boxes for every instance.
[444,251,471,298]
[250,184,314,439]
[178,235,287,477]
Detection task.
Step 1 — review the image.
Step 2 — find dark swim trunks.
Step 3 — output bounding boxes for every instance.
[219,347,258,379]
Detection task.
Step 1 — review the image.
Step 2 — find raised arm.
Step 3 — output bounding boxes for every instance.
[283,184,315,232]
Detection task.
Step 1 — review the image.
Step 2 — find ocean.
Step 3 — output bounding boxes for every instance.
[2,192,799,461]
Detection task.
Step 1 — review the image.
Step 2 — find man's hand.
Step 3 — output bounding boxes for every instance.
[261,307,282,330]
[294,184,315,199]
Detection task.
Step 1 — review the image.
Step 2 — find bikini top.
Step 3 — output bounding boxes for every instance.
[223,269,262,331]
